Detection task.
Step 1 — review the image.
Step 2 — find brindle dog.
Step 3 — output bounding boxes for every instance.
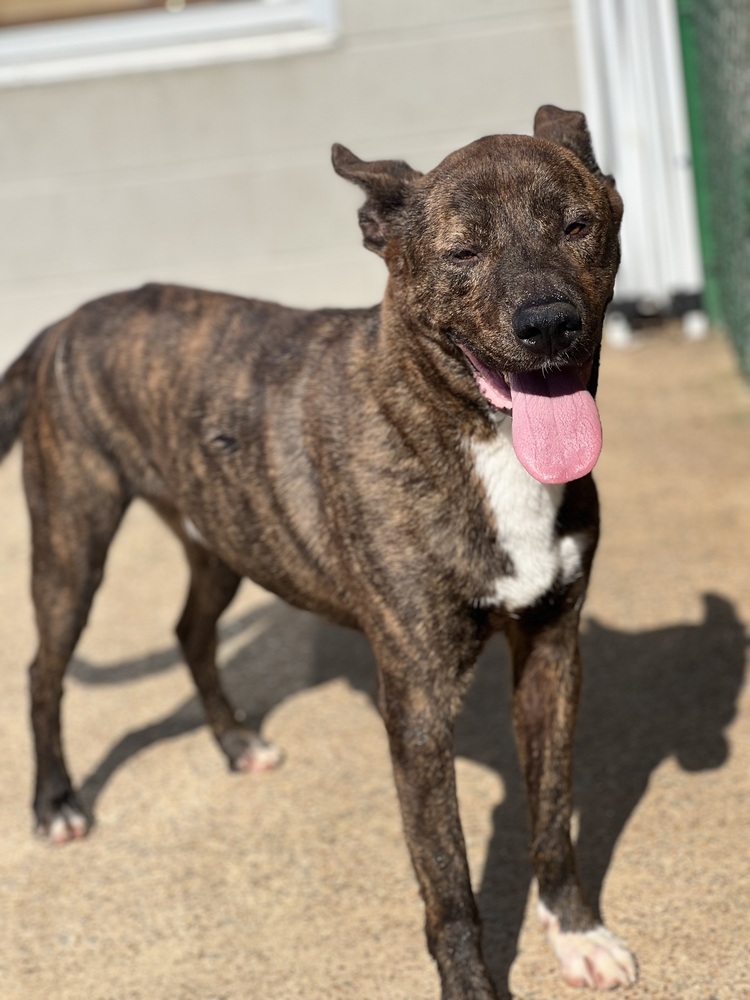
[0,106,635,996]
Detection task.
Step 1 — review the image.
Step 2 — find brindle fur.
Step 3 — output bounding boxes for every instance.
[0,107,625,998]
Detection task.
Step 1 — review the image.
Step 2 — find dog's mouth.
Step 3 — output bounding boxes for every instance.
[458,345,601,485]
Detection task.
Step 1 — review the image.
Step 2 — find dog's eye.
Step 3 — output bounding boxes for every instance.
[449,248,479,263]
[565,221,588,238]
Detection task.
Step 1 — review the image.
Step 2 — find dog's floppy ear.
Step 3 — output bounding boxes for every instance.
[533,105,623,225]
[332,144,422,257]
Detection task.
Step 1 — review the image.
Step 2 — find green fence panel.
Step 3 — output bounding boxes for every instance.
[677,0,750,378]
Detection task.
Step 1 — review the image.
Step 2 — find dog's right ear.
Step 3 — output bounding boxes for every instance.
[332,144,422,257]
[533,105,602,175]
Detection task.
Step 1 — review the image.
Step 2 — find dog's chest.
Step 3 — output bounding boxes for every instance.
[469,420,584,612]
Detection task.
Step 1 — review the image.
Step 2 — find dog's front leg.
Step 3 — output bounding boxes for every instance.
[507,604,637,990]
[376,639,497,1000]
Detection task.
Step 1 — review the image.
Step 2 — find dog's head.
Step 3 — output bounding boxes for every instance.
[332,106,623,485]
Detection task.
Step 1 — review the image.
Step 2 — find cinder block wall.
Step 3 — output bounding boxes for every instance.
[0,0,580,368]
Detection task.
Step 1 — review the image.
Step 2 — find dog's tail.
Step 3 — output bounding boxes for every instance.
[0,333,45,463]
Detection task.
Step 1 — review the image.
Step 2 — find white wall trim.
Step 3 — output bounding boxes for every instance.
[0,0,339,87]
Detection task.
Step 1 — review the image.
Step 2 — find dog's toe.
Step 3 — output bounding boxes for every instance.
[222,730,284,773]
[234,737,284,773]
[36,800,90,845]
[539,902,637,990]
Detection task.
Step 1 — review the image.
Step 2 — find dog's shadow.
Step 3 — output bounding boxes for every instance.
[71,592,747,995]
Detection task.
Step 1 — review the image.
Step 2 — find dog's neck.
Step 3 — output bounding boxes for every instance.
[373,287,492,438]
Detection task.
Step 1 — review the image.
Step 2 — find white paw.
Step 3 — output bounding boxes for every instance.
[538,901,637,990]
[235,736,284,773]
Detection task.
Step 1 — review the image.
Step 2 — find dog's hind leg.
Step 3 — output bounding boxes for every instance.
[174,531,282,773]
[23,436,129,844]
[507,602,637,990]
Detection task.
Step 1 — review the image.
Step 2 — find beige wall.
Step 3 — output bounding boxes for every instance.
[0,0,580,368]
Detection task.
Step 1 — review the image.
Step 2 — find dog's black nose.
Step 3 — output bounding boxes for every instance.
[512,301,582,357]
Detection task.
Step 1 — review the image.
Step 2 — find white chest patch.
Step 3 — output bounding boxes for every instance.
[469,419,585,613]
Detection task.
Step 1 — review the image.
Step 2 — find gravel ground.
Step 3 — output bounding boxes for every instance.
[0,326,748,999]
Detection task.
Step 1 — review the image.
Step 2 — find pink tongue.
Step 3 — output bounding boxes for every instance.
[508,369,602,484]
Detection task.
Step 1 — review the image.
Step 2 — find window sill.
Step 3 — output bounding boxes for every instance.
[0,0,339,88]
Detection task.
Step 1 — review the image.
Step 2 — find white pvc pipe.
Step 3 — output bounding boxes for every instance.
[571,0,704,306]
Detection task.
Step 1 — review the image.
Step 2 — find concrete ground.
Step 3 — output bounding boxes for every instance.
[0,327,748,1000]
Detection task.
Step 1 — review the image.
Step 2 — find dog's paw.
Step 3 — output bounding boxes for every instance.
[35,797,90,845]
[221,729,284,774]
[538,902,637,990]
